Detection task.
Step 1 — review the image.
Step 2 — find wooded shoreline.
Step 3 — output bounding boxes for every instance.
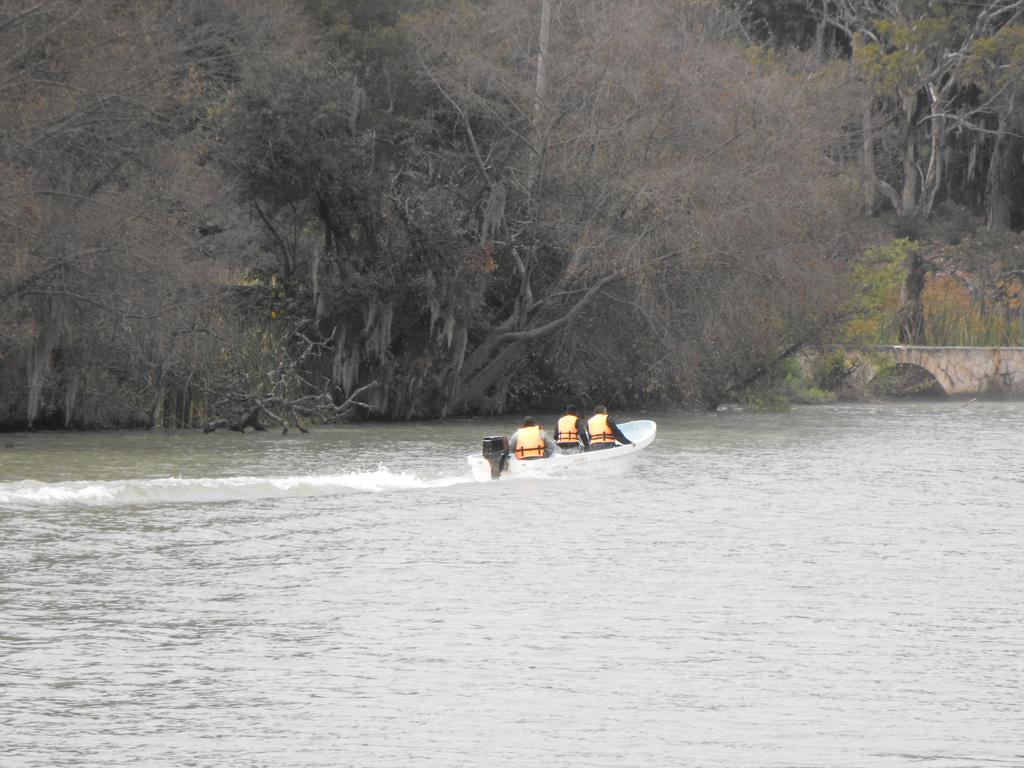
[3,1,1023,431]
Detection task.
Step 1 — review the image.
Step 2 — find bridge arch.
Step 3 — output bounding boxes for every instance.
[867,345,1024,397]
[869,362,947,398]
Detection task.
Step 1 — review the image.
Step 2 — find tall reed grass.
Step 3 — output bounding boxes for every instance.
[864,275,1024,346]
[919,275,1024,346]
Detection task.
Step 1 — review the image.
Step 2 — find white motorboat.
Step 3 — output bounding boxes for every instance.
[467,419,657,481]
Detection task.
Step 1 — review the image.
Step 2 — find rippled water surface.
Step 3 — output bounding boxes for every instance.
[2,402,1023,767]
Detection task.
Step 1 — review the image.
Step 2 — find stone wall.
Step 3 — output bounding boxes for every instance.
[800,346,1024,398]
[875,346,1024,397]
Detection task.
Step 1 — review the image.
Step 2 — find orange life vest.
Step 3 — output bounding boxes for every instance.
[555,414,580,444]
[514,425,546,458]
[588,413,615,444]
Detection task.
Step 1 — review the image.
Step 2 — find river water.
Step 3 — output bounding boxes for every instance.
[2,402,1022,767]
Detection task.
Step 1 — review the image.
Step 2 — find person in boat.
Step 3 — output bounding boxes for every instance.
[587,404,632,451]
[508,416,556,460]
[554,404,589,453]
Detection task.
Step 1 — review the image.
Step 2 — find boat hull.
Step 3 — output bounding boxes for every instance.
[467,420,656,482]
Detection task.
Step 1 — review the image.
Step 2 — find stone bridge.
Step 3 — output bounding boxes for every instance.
[865,345,1024,397]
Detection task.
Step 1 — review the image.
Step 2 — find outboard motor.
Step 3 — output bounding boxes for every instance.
[481,435,510,480]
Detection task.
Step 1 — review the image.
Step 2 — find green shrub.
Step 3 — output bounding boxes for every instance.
[812,348,849,390]
[843,239,915,344]
[739,354,836,410]
[744,393,791,412]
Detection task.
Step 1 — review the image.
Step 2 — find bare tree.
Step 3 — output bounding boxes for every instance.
[417,0,860,409]
[0,0,316,428]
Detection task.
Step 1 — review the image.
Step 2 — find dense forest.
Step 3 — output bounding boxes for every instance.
[2,0,1023,429]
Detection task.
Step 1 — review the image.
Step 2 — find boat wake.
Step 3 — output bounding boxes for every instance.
[0,466,474,509]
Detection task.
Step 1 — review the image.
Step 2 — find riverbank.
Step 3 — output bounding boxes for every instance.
[733,345,1024,411]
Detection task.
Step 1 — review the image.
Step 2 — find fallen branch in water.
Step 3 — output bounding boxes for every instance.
[203,382,378,435]
[201,322,378,434]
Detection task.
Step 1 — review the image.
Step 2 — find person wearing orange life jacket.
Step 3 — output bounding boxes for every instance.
[508,416,556,460]
[587,404,632,451]
[554,404,589,453]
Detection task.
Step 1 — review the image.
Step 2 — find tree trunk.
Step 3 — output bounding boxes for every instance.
[63,375,79,429]
[314,197,337,326]
[454,0,553,413]
[534,0,551,125]
[899,89,918,215]
[862,98,878,213]
[460,341,525,410]
[920,83,945,217]
[986,108,1014,231]
[863,97,902,214]
[527,0,552,194]
[813,1,827,59]
[26,298,65,429]
[146,366,166,430]
[897,248,926,344]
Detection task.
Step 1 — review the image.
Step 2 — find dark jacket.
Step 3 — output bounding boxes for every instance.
[606,415,632,445]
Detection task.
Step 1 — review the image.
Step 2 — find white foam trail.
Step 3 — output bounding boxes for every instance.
[0,467,472,509]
